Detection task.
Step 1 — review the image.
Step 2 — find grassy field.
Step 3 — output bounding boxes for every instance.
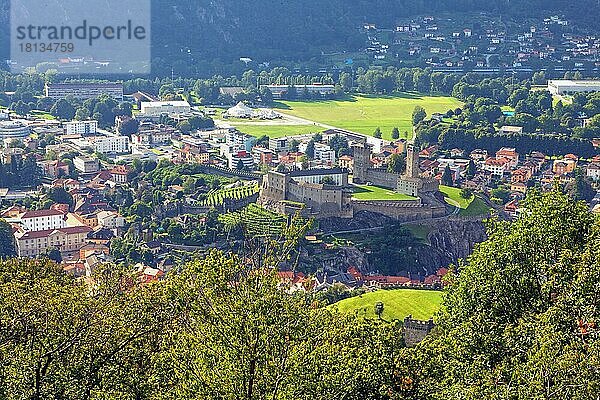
[277,94,463,140]
[333,289,443,321]
[439,185,472,208]
[459,197,491,217]
[352,184,417,201]
[234,124,321,138]
[439,185,491,217]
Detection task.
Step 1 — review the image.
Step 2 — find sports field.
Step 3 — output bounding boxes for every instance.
[277,94,463,140]
[333,289,443,321]
[352,184,417,201]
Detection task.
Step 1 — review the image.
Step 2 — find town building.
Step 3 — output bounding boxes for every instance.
[496,148,519,168]
[45,82,124,100]
[548,80,600,95]
[109,165,132,184]
[552,159,577,175]
[269,137,289,153]
[15,226,93,257]
[63,120,98,136]
[18,209,67,232]
[252,147,274,166]
[262,84,335,99]
[140,101,191,117]
[74,156,100,174]
[586,163,600,181]
[483,157,510,177]
[0,120,30,141]
[96,135,130,154]
[338,155,354,172]
[499,125,524,135]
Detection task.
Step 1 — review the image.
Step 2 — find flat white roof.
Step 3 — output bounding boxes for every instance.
[549,80,600,87]
[142,101,190,107]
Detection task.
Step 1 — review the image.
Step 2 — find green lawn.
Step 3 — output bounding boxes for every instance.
[439,185,473,208]
[276,94,463,140]
[352,184,417,201]
[30,110,56,120]
[439,185,491,216]
[333,289,443,321]
[235,124,321,138]
[459,197,491,217]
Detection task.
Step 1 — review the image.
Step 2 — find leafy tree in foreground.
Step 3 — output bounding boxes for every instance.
[399,189,600,400]
[162,224,405,400]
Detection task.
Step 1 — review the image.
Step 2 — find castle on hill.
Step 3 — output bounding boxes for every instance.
[259,138,445,221]
[352,140,439,197]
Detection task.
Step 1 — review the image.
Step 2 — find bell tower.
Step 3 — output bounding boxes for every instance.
[352,140,371,184]
[405,143,419,178]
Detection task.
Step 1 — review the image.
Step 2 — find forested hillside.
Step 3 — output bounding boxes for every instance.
[1,0,600,76]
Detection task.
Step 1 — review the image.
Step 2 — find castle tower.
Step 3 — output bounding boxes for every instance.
[405,143,420,179]
[352,141,371,184]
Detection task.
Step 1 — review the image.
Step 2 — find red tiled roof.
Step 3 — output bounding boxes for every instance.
[21,209,65,219]
[18,226,93,240]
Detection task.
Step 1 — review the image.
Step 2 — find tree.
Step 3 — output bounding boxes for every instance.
[405,190,599,399]
[74,107,90,121]
[490,187,511,204]
[373,127,382,139]
[441,166,453,186]
[0,219,16,257]
[0,259,175,399]
[412,106,427,125]
[569,168,595,202]
[177,120,192,134]
[374,301,385,320]
[236,159,245,170]
[46,248,62,263]
[118,118,140,136]
[46,187,73,207]
[460,188,473,199]
[163,230,405,400]
[391,127,400,140]
[466,159,477,179]
[50,99,76,120]
[306,140,315,159]
[289,139,300,152]
[388,153,406,174]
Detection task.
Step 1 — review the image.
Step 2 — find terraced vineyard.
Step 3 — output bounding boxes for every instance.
[219,204,290,237]
[202,184,259,207]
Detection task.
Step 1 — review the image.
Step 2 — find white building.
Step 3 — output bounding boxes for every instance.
[63,120,98,136]
[587,163,600,181]
[287,168,346,186]
[140,101,191,117]
[299,141,336,165]
[96,211,125,229]
[548,80,600,95]
[91,135,130,154]
[269,137,289,153]
[20,209,67,232]
[483,157,510,177]
[228,151,255,169]
[74,156,100,174]
[0,121,30,140]
[226,131,254,152]
[499,125,524,135]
